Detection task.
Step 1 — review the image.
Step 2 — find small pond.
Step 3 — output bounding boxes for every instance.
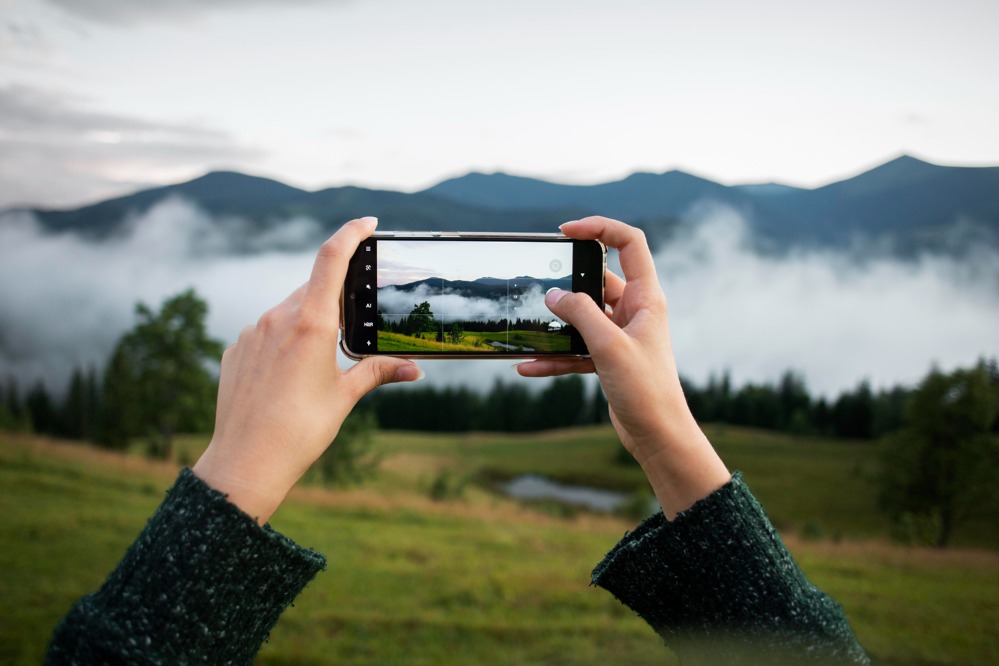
[499,474,635,513]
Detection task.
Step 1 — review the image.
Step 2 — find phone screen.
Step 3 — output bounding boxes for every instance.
[342,235,604,358]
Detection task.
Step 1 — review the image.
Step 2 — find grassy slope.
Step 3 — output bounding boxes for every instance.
[2,429,997,665]
[376,330,570,353]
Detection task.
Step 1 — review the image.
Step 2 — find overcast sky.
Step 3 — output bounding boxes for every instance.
[377,239,573,286]
[2,0,998,209]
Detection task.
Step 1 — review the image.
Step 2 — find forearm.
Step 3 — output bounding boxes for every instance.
[593,473,870,666]
[46,469,326,665]
[628,412,731,520]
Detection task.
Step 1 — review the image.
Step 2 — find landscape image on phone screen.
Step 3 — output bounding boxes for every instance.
[376,240,574,353]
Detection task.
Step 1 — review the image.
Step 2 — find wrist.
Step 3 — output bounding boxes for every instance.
[626,416,731,520]
[192,446,291,525]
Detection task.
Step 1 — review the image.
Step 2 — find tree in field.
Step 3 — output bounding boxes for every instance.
[407,301,436,337]
[101,289,224,459]
[447,322,464,345]
[879,360,999,547]
[100,345,140,449]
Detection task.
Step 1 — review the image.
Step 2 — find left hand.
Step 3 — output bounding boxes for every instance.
[193,217,422,523]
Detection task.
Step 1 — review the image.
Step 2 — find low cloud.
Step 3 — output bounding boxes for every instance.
[0,198,317,394]
[1,198,996,401]
[378,283,556,324]
[658,205,999,397]
[44,0,347,27]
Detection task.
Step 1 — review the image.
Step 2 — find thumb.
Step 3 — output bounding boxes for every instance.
[545,289,618,357]
[344,357,424,400]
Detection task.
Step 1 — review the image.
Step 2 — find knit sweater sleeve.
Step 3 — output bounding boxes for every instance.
[45,468,326,666]
[592,472,870,666]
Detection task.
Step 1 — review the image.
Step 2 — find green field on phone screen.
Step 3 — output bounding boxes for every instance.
[376,330,571,353]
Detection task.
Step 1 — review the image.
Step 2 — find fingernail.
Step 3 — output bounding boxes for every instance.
[558,220,579,231]
[359,216,378,227]
[395,365,424,382]
[545,288,568,306]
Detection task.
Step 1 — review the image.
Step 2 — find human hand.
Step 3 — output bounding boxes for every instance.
[516,216,729,518]
[193,217,422,524]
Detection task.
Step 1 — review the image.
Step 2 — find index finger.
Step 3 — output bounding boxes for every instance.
[305,216,378,310]
[560,216,659,285]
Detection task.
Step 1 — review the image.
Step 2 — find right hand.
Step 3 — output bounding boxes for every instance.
[517,216,730,518]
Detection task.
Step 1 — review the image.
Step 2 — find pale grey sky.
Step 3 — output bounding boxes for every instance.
[377,239,573,286]
[2,0,998,208]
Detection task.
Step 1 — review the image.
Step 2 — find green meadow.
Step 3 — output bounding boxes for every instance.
[376,330,570,353]
[2,426,997,665]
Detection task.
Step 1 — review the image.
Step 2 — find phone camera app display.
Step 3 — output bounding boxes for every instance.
[373,240,576,353]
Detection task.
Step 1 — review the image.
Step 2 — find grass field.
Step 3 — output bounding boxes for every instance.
[376,329,570,353]
[2,427,997,665]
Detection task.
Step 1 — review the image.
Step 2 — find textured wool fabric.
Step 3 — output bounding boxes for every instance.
[592,472,870,665]
[45,468,326,665]
[46,469,871,665]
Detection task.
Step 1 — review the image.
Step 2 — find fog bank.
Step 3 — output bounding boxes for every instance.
[658,205,999,396]
[1,198,996,399]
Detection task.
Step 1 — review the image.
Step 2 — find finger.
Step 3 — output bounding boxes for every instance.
[515,358,595,377]
[560,216,658,285]
[343,356,423,402]
[604,269,626,308]
[305,216,378,310]
[545,288,620,358]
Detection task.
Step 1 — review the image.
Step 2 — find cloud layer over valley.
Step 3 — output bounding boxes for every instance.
[1,198,997,398]
[377,283,556,325]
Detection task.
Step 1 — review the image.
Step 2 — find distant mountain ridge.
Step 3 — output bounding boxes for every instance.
[382,276,572,301]
[7,155,998,256]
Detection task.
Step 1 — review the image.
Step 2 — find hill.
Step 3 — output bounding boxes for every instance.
[2,428,997,665]
[18,172,583,242]
[5,155,997,255]
[752,155,999,253]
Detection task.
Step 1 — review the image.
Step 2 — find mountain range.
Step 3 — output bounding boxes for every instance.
[383,276,573,302]
[9,155,999,256]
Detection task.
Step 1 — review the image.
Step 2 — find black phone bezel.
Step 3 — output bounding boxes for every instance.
[340,233,605,359]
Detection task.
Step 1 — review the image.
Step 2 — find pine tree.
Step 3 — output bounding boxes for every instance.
[100,289,224,458]
[879,360,999,547]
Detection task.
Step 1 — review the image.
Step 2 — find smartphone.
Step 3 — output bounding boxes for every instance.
[341,232,606,359]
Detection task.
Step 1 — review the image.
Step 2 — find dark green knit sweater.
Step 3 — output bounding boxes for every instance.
[593,472,870,665]
[46,470,869,665]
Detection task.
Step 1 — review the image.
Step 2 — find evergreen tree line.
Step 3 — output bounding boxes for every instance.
[0,289,223,459]
[361,375,606,433]
[4,343,991,448]
[380,314,567,337]
[362,369,917,440]
[682,370,912,439]
[0,366,104,441]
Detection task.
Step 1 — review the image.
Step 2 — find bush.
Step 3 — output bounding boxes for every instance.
[428,469,466,502]
[314,410,380,486]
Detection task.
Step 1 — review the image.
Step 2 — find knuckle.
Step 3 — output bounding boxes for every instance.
[627,225,648,246]
[292,308,326,337]
[236,324,256,343]
[256,308,281,332]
